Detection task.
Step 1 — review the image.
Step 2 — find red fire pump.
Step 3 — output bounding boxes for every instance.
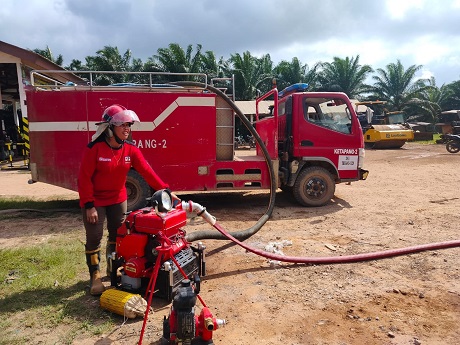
[107,189,224,345]
[109,189,206,300]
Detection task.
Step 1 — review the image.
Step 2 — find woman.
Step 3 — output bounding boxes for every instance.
[78,104,178,295]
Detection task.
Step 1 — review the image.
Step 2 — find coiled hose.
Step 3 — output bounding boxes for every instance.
[174,82,460,264]
[172,81,277,242]
[183,200,460,264]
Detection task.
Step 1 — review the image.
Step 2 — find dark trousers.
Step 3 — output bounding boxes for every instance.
[82,201,127,251]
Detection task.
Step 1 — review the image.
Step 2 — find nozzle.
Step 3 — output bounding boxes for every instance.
[204,317,226,331]
[204,317,214,331]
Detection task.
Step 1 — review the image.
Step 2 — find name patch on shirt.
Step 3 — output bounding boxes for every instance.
[98,157,111,162]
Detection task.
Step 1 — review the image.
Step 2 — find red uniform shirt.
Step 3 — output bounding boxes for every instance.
[78,140,168,208]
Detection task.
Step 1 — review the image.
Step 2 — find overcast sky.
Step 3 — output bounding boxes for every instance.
[1,0,460,85]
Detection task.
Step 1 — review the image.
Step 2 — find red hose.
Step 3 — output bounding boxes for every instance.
[212,222,460,264]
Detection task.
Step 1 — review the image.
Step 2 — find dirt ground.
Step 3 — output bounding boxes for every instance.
[1,142,459,345]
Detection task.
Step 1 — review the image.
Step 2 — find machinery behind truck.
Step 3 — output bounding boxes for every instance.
[25,71,368,209]
[354,100,414,149]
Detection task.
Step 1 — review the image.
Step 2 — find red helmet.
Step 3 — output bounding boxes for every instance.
[97,104,140,125]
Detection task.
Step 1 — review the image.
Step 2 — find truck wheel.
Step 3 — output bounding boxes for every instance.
[293,167,335,207]
[126,170,150,211]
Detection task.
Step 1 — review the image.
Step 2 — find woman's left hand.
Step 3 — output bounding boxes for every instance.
[171,192,181,206]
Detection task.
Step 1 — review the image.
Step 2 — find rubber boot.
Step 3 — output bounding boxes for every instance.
[106,241,116,277]
[85,248,105,296]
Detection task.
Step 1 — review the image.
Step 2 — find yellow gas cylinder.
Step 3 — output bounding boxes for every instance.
[100,288,148,319]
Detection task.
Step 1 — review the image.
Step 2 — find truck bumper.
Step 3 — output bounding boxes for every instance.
[359,168,369,180]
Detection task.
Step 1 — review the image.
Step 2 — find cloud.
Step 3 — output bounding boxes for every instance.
[1,0,459,85]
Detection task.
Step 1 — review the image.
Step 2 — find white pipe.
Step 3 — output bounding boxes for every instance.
[181,200,216,226]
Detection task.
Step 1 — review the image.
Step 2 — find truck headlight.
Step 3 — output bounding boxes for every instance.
[358,148,365,169]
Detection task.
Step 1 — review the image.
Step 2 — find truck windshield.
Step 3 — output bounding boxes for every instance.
[304,98,352,134]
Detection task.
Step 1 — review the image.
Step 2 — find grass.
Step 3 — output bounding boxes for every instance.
[0,238,117,345]
[412,133,443,144]
[0,196,116,345]
[0,197,80,223]
[0,197,80,211]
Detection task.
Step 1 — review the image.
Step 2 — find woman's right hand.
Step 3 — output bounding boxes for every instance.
[86,207,98,224]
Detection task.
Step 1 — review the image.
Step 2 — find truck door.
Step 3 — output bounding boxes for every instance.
[292,95,361,180]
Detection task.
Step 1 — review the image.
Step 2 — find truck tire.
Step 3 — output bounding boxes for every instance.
[126,170,151,211]
[293,167,335,207]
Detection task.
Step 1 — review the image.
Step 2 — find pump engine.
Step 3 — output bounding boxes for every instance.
[162,279,225,345]
[108,190,205,301]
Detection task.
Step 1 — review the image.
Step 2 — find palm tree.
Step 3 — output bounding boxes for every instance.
[406,77,453,123]
[65,59,85,71]
[32,46,64,66]
[200,50,225,80]
[273,57,321,91]
[444,80,460,110]
[145,43,203,82]
[229,51,273,100]
[84,46,134,85]
[369,60,429,112]
[255,54,275,95]
[317,55,373,98]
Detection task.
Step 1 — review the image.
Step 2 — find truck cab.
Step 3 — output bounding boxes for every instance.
[255,85,367,206]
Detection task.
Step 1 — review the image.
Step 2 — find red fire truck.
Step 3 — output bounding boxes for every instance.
[25,71,368,210]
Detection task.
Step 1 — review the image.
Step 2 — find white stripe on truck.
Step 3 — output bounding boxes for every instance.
[28,97,215,132]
